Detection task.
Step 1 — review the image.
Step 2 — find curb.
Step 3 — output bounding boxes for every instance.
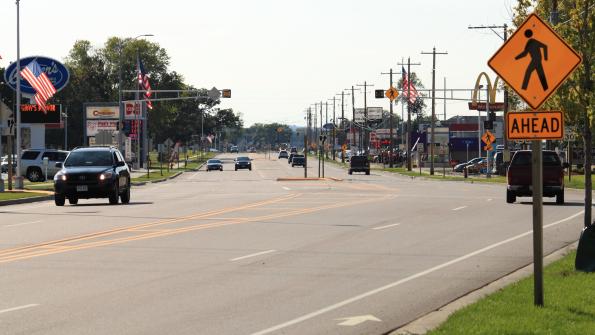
[390,241,579,335]
[0,194,53,206]
[276,177,343,182]
[131,171,183,186]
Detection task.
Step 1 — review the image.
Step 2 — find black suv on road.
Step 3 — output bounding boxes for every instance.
[349,155,370,175]
[53,147,131,206]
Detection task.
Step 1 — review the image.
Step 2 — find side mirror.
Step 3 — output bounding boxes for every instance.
[116,161,126,167]
[55,162,63,168]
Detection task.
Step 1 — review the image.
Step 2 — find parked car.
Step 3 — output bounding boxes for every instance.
[467,158,488,174]
[453,157,482,173]
[235,156,252,171]
[349,155,370,175]
[291,156,305,167]
[20,149,69,182]
[206,159,223,171]
[278,150,289,159]
[1,155,17,173]
[53,146,131,206]
[506,150,566,204]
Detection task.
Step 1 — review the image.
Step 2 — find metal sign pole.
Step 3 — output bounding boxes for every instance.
[532,139,544,306]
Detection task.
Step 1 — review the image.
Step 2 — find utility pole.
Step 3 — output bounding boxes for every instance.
[15,0,23,189]
[381,68,403,168]
[328,96,338,160]
[345,86,361,154]
[421,47,448,175]
[336,91,350,163]
[468,24,509,157]
[398,58,422,171]
[356,81,374,155]
[304,107,311,178]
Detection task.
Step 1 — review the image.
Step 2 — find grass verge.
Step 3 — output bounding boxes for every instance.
[380,167,507,184]
[0,192,48,201]
[429,250,595,335]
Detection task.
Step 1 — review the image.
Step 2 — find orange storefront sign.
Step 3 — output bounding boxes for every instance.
[488,14,581,110]
[507,111,563,140]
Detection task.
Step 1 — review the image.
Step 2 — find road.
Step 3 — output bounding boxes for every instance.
[0,152,586,335]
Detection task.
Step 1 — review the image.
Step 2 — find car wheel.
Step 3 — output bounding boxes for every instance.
[54,194,65,206]
[27,167,43,182]
[556,190,564,205]
[109,182,119,205]
[365,170,370,175]
[249,167,252,171]
[68,197,78,205]
[292,164,295,167]
[120,182,131,204]
[220,167,223,171]
[235,167,238,171]
[348,170,353,175]
[506,190,516,204]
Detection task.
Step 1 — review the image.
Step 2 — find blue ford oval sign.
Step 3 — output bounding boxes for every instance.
[3,56,70,95]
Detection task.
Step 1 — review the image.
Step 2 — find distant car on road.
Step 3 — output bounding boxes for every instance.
[235,156,252,171]
[206,159,223,171]
[230,146,239,153]
[291,156,305,167]
[349,155,370,175]
[53,146,131,206]
[506,150,566,204]
[249,147,257,153]
[278,150,289,159]
[290,147,298,154]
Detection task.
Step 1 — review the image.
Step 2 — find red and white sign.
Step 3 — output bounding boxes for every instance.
[86,120,118,136]
[125,102,141,120]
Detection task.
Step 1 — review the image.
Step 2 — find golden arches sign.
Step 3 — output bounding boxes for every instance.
[469,72,504,111]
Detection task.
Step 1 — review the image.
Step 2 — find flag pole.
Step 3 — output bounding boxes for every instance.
[15,0,24,189]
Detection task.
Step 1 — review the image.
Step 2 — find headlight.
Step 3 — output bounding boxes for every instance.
[99,171,113,181]
[54,173,67,181]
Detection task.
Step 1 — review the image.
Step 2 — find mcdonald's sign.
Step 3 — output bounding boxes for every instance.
[468,72,504,111]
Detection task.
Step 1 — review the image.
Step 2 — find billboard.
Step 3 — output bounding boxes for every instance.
[4,56,70,94]
[86,106,119,119]
[20,104,61,123]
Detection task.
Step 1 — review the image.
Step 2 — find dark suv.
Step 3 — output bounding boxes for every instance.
[53,147,131,206]
[506,150,566,204]
[349,155,370,175]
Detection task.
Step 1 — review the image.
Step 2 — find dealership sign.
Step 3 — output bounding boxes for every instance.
[4,56,70,94]
[20,104,61,123]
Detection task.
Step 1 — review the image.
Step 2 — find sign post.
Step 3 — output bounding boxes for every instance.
[489,13,580,307]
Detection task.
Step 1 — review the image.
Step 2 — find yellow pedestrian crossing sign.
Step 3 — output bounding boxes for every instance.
[385,86,399,102]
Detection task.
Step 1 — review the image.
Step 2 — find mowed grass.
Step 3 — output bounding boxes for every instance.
[429,250,595,335]
[0,191,48,201]
[381,167,508,184]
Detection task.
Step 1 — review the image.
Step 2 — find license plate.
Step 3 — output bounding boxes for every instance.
[76,185,88,192]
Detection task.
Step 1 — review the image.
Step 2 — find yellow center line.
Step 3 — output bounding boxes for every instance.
[0,194,300,258]
[0,195,396,264]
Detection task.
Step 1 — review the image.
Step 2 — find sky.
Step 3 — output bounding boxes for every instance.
[0,0,520,127]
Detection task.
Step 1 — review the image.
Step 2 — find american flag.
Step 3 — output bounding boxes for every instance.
[401,67,419,104]
[20,60,56,113]
[137,56,153,110]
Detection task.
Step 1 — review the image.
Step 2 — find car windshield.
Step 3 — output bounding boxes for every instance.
[208,160,221,164]
[64,151,113,167]
[237,157,250,161]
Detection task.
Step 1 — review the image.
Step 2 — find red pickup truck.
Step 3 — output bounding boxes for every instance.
[506,150,567,204]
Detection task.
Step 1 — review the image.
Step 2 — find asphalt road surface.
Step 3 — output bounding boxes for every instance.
[0,153,586,334]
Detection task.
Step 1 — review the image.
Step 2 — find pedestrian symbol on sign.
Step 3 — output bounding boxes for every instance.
[515,29,549,91]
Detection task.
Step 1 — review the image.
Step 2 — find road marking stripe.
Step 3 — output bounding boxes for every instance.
[4,220,42,228]
[0,304,39,315]
[487,198,493,202]
[250,210,584,335]
[372,223,401,230]
[231,250,276,261]
[282,187,291,190]
[452,206,467,211]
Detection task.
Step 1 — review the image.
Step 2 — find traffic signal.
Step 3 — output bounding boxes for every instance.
[484,120,494,130]
[488,111,496,122]
[375,89,384,99]
[222,89,231,98]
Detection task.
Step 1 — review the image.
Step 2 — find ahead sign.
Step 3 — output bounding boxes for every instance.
[507,111,563,140]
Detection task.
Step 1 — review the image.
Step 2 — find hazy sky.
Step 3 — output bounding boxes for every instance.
[0,0,519,126]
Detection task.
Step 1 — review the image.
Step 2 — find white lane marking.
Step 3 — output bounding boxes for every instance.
[372,223,401,230]
[452,206,467,211]
[487,198,493,202]
[336,315,381,326]
[250,210,584,335]
[0,304,39,315]
[230,249,276,262]
[4,220,42,228]
[282,187,291,191]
